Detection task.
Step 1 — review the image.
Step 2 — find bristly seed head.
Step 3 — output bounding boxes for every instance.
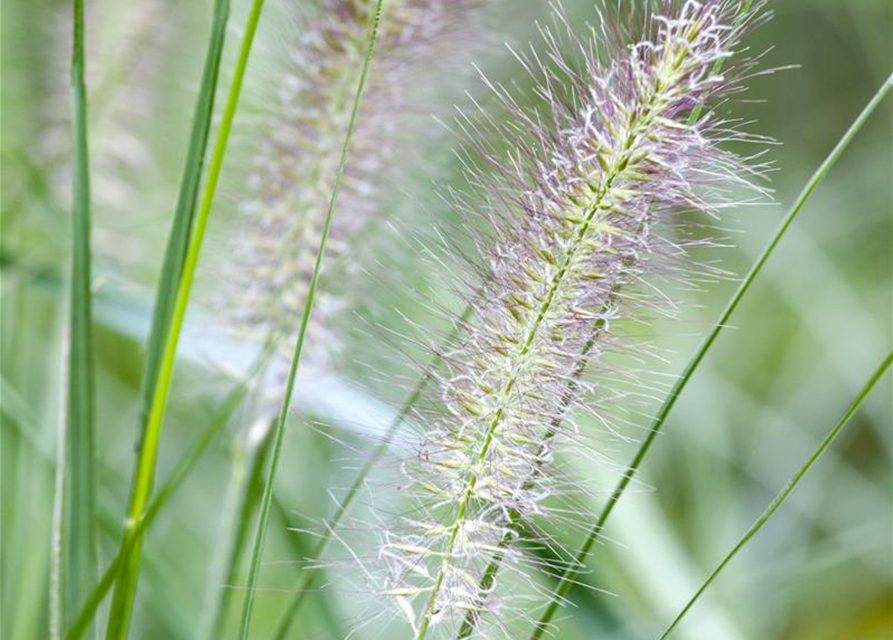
[365,2,772,637]
[220,0,481,383]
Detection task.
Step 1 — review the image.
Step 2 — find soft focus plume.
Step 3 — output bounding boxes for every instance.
[221,0,481,381]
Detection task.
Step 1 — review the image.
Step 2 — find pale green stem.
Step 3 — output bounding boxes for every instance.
[197,390,273,640]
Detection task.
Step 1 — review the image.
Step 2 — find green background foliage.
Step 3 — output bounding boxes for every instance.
[1,0,890,638]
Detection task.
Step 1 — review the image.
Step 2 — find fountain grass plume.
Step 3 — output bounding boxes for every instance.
[360,2,773,637]
[223,0,481,380]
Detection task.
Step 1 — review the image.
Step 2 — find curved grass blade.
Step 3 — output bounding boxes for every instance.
[103,0,267,636]
[137,0,230,449]
[235,2,385,638]
[528,72,893,640]
[198,433,343,637]
[656,350,892,639]
[111,0,232,618]
[56,0,98,633]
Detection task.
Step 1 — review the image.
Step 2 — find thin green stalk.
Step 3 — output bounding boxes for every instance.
[196,463,247,639]
[270,303,475,640]
[270,497,344,639]
[657,351,892,639]
[207,436,343,636]
[62,0,98,632]
[528,72,893,640]
[197,411,273,640]
[235,2,385,637]
[205,428,275,638]
[103,0,266,636]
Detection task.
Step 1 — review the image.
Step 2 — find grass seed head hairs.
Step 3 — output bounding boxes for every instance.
[367,1,771,637]
[220,0,481,383]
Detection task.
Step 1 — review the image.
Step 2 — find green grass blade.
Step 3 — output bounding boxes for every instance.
[211,436,274,638]
[137,0,230,448]
[112,0,231,619]
[235,3,385,638]
[58,0,98,633]
[656,351,892,640]
[103,0,266,636]
[528,72,893,640]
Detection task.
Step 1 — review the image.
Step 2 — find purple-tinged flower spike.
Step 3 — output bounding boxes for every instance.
[370,2,772,637]
[221,0,482,382]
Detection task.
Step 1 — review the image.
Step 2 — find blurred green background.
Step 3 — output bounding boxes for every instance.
[1,0,890,639]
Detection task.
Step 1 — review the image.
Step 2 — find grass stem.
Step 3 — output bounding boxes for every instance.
[59,0,98,633]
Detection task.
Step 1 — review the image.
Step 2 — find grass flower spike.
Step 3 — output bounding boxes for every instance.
[223,0,479,378]
[371,1,770,637]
